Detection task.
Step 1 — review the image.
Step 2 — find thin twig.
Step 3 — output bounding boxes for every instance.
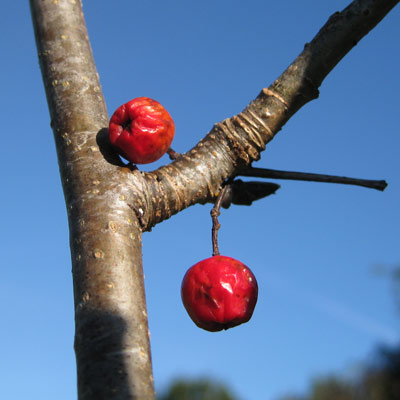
[167,148,181,160]
[211,186,229,256]
[239,167,387,191]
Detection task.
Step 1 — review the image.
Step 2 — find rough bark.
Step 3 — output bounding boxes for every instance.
[30,0,398,399]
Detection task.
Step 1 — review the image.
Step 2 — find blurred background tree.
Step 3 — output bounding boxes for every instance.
[157,378,238,400]
[278,346,400,400]
[157,345,400,400]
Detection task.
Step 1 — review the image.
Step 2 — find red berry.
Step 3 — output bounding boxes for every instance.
[108,97,175,164]
[181,255,258,332]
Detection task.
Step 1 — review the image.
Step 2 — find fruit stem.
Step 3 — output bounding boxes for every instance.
[211,185,229,256]
[239,167,388,191]
[167,147,181,160]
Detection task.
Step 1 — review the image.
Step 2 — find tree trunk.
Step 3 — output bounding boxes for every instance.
[30,1,154,398]
[30,0,399,399]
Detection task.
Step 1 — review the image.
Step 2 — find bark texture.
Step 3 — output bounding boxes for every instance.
[30,0,398,399]
[30,1,155,398]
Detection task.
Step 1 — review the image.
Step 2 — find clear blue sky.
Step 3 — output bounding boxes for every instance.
[1,1,399,399]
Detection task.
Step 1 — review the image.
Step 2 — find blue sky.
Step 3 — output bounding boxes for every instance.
[1,1,399,399]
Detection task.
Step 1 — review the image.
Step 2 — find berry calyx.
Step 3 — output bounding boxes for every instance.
[181,255,258,332]
[108,97,175,164]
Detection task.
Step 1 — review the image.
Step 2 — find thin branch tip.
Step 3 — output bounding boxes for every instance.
[377,180,388,192]
[240,167,388,192]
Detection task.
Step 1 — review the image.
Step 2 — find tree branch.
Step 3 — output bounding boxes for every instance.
[239,167,388,191]
[143,0,398,229]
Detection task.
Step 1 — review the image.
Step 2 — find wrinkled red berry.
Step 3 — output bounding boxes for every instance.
[181,255,258,332]
[108,97,175,164]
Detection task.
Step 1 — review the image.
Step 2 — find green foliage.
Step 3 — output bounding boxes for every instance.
[157,378,238,400]
[310,377,356,400]
[363,346,400,400]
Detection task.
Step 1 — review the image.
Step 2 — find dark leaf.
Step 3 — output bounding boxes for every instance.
[221,179,280,208]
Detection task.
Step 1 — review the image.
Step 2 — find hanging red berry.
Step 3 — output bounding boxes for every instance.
[108,97,175,164]
[181,255,258,332]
